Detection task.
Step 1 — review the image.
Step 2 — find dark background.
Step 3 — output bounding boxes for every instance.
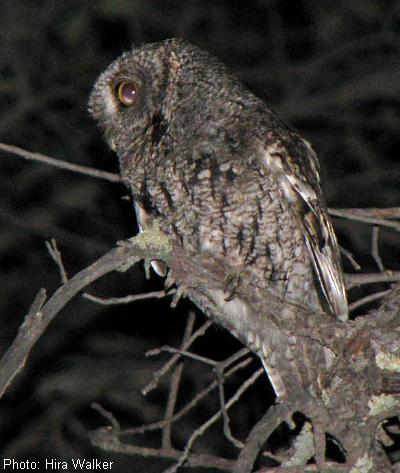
[0,1,399,471]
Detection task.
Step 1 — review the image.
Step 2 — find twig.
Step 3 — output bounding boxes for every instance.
[141,321,213,395]
[215,365,244,449]
[46,239,68,283]
[46,238,171,307]
[371,226,385,272]
[83,290,172,305]
[0,236,169,399]
[91,402,121,431]
[330,207,400,220]
[90,427,235,471]
[162,311,196,449]
[255,464,347,472]
[234,403,292,473]
[338,245,361,271]
[146,346,218,367]
[0,288,47,397]
[349,289,392,312]
[0,142,121,183]
[329,208,400,232]
[165,367,263,473]
[345,271,400,288]
[121,353,253,436]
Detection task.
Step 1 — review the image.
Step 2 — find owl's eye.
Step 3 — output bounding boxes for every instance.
[116,81,138,106]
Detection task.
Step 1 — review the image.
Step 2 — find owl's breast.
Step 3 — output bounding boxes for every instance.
[139,149,317,310]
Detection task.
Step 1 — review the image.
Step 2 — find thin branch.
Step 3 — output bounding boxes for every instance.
[162,311,196,449]
[349,289,392,312]
[338,245,361,271]
[0,237,169,399]
[0,288,47,397]
[234,403,292,473]
[345,271,400,288]
[147,345,218,367]
[330,207,400,220]
[329,208,400,232]
[83,290,172,305]
[0,142,121,183]
[91,402,121,431]
[141,321,213,395]
[255,464,347,473]
[46,238,172,306]
[46,238,68,283]
[371,226,385,272]
[165,367,263,473]
[215,365,244,449]
[90,428,235,472]
[121,353,253,436]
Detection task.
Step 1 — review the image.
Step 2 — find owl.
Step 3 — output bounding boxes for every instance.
[88,38,348,397]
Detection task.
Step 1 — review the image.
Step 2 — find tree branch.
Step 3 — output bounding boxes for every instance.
[0,142,120,183]
[0,235,171,399]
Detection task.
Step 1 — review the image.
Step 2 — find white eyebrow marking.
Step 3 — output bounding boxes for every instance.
[104,88,117,119]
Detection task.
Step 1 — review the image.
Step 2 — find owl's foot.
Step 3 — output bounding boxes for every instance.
[223,270,243,301]
[170,285,187,308]
[164,271,187,308]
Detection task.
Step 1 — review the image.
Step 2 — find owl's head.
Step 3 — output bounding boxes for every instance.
[88,38,247,162]
[88,40,171,152]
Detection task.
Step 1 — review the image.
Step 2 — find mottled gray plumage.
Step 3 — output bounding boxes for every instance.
[89,38,348,396]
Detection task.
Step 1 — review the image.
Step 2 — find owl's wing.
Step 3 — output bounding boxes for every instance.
[262,137,348,320]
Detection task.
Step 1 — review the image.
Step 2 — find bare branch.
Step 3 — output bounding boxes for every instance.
[0,142,121,183]
[83,290,172,305]
[46,238,68,283]
[216,365,244,449]
[141,320,213,395]
[371,226,385,272]
[0,235,172,400]
[121,352,253,436]
[345,271,400,289]
[330,207,400,220]
[90,428,236,471]
[91,402,121,431]
[147,345,218,367]
[0,288,47,397]
[329,208,400,232]
[338,245,361,271]
[162,311,196,449]
[234,402,292,473]
[166,368,263,473]
[349,290,391,312]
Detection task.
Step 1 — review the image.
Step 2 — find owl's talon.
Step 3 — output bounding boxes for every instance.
[170,285,187,308]
[224,271,243,301]
[164,271,177,291]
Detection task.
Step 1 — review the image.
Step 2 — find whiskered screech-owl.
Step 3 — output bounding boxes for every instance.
[89,38,348,397]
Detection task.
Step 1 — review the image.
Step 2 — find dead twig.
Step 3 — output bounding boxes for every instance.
[371,226,385,272]
[0,288,47,397]
[0,236,171,400]
[329,208,400,232]
[83,290,172,305]
[0,142,121,183]
[141,320,213,395]
[345,271,400,289]
[349,289,392,312]
[162,311,196,449]
[338,245,361,271]
[165,367,263,473]
[121,352,253,436]
[90,427,236,471]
